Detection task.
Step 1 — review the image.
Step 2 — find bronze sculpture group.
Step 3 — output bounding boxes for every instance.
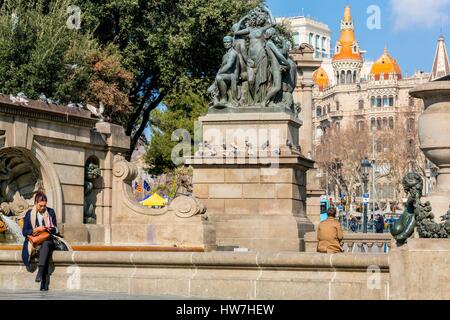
[208,5,297,111]
[391,172,450,245]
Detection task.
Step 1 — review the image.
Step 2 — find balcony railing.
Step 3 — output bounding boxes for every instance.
[329,110,343,118]
[305,232,392,254]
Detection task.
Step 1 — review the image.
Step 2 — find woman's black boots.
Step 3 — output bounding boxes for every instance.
[35,266,44,283]
[40,275,49,291]
[39,266,50,291]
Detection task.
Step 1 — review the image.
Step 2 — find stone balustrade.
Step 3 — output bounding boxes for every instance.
[305,232,392,253]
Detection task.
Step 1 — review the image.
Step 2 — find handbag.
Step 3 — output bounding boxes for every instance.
[27,231,50,246]
[47,231,70,251]
[51,235,70,251]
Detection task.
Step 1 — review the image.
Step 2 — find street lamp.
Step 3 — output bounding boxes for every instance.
[334,158,343,222]
[360,157,372,233]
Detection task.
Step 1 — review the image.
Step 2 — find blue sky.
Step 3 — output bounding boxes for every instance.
[266,0,450,76]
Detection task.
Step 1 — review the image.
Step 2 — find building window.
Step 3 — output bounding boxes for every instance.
[371,97,376,108]
[347,70,352,84]
[383,117,388,130]
[389,117,394,130]
[341,70,346,84]
[377,96,382,107]
[359,100,364,109]
[336,72,340,84]
[389,95,394,107]
[353,71,357,83]
[327,105,331,114]
[371,118,376,131]
[316,106,322,117]
[377,118,382,130]
[336,101,340,111]
[383,96,389,107]
[322,37,326,52]
[309,33,313,46]
[315,35,320,50]
[293,32,300,47]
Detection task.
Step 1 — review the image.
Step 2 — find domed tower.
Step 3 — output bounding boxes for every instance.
[313,67,330,91]
[370,47,402,81]
[332,5,363,85]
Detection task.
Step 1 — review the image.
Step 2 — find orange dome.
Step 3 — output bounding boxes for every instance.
[333,6,362,62]
[313,67,329,91]
[370,48,402,80]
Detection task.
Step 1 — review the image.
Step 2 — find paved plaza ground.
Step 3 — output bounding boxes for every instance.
[0,289,187,300]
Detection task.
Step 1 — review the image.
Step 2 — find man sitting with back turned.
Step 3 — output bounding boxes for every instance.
[317,207,344,253]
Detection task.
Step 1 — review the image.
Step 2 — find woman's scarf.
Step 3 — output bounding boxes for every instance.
[30,207,54,229]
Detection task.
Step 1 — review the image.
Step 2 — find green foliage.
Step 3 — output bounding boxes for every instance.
[0,0,97,101]
[144,78,209,175]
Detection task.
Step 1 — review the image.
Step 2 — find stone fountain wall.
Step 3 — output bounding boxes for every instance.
[0,95,213,249]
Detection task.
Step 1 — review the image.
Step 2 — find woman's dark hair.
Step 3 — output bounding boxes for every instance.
[327,206,337,217]
[34,191,48,204]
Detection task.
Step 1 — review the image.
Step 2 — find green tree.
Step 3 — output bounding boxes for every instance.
[144,78,209,175]
[0,0,96,100]
[0,0,132,120]
[77,0,262,158]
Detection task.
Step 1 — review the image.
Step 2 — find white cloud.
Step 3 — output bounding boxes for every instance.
[390,0,450,31]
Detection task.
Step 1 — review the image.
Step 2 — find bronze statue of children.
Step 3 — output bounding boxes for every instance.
[208,36,239,107]
[263,27,291,106]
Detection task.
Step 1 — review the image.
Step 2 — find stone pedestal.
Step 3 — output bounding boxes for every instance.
[389,239,450,300]
[187,111,315,252]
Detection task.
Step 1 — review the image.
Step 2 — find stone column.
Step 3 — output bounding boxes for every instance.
[298,81,314,156]
[291,44,325,227]
[291,44,321,157]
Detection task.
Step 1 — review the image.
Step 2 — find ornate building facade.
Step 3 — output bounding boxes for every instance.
[312,6,431,144]
[308,5,450,204]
